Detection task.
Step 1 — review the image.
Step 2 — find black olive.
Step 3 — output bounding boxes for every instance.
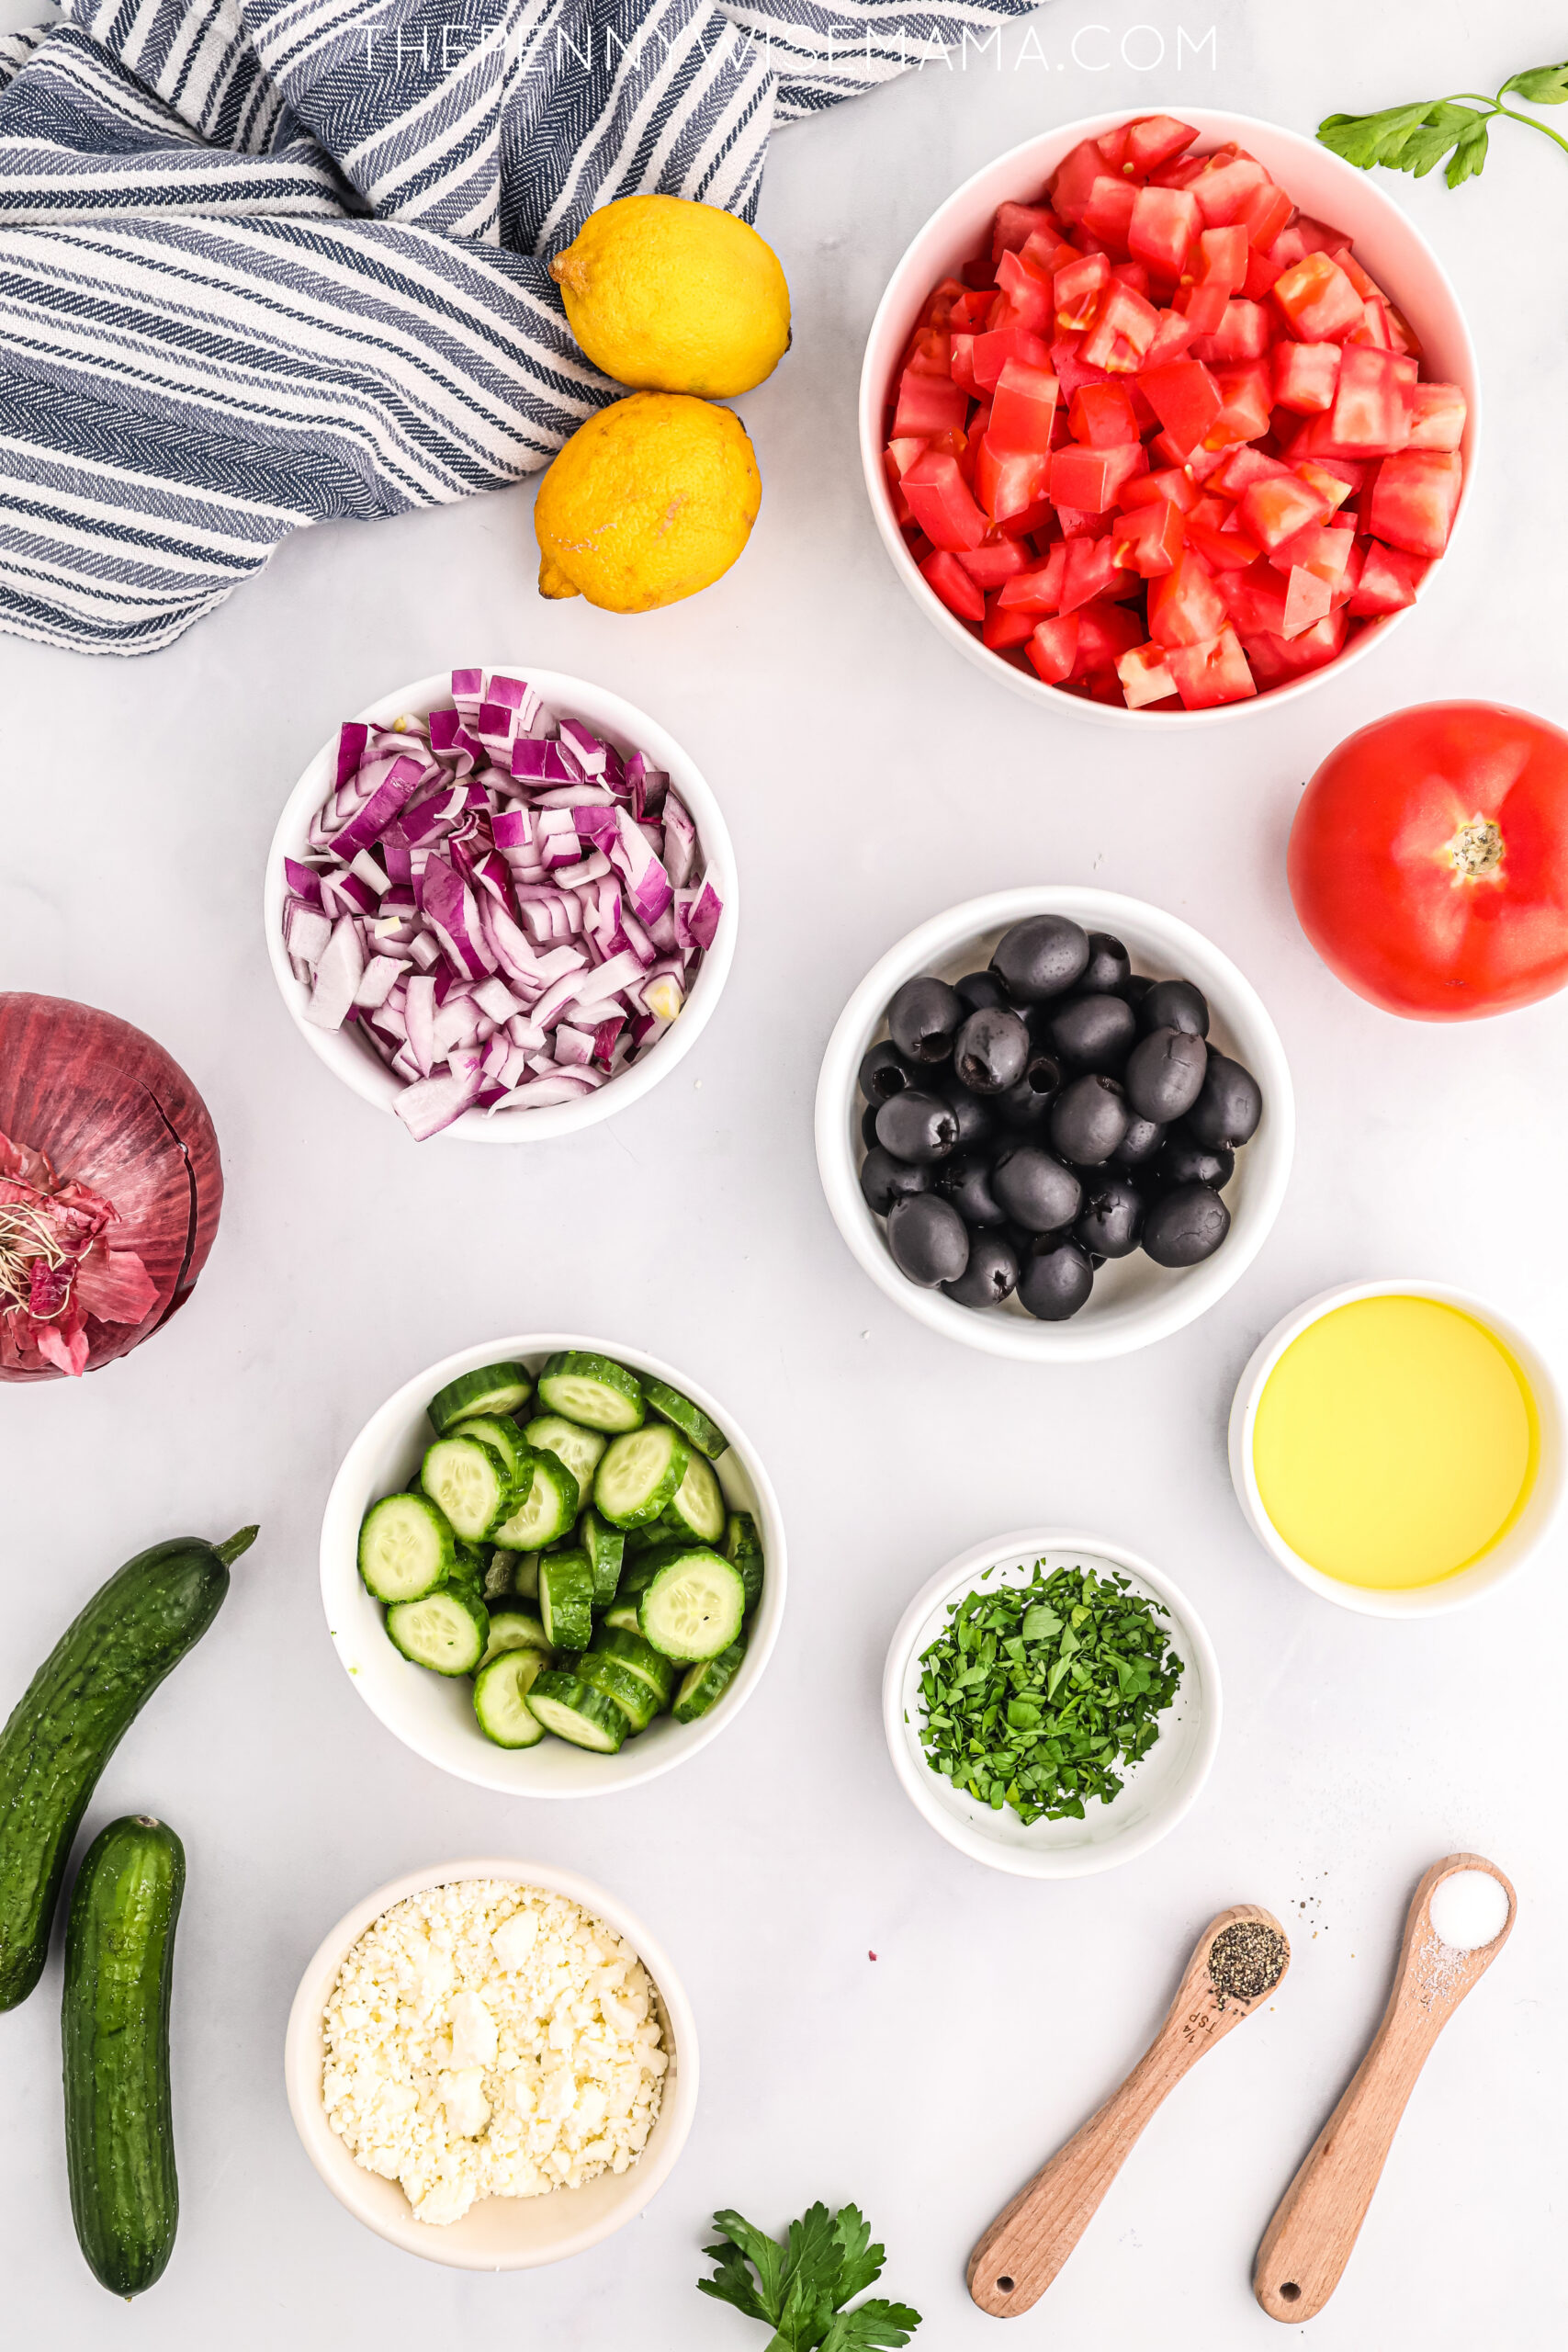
[1017,1236,1095,1320]
[1185,1052,1262,1149]
[1112,1115,1166,1168]
[1048,992,1136,1072]
[886,1193,970,1286]
[990,1144,1082,1233]
[874,1089,959,1163]
[1081,932,1132,995]
[1075,1171,1145,1259]
[860,1102,881,1150]
[953,1004,1030,1094]
[942,1231,1019,1309]
[858,1039,917,1103]
[990,914,1090,1004]
[954,969,1010,1012]
[859,1148,933,1216]
[931,1068,997,1150]
[1143,1182,1231,1266]
[886,975,964,1065]
[1123,1026,1208,1125]
[994,1051,1064,1132]
[1120,972,1155,1009]
[1155,1129,1234,1191]
[937,1149,1006,1227]
[1049,1073,1131,1166]
[1139,978,1210,1038]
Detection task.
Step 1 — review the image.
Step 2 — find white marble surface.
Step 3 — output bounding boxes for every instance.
[2,4,1566,2344]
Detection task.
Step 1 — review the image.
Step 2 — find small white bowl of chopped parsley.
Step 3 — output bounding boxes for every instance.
[882,1529,1221,1877]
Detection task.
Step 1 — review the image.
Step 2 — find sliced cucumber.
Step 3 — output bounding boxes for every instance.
[524,1416,607,1497]
[725,1510,765,1611]
[538,1551,594,1650]
[492,1452,579,1551]
[601,1600,641,1634]
[672,1640,747,1723]
[357,1493,455,1603]
[594,1423,690,1529]
[637,1548,746,1663]
[581,1509,625,1606]
[536,1351,646,1434]
[421,1436,515,1544]
[525,1672,626,1754]
[644,1377,728,1461]
[590,1623,676,1708]
[429,1361,533,1433]
[576,1651,659,1733]
[473,1650,547,1747]
[477,1608,550,1671]
[661,1451,725,1545]
[386,1587,488,1676]
[448,1414,531,1488]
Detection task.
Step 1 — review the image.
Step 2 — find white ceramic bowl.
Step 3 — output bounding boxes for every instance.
[815,888,1293,1360]
[883,1529,1221,1878]
[860,107,1481,725]
[284,1856,698,2269]
[1229,1279,1565,1618]
[321,1335,785,1792]
[265,666,738,1141]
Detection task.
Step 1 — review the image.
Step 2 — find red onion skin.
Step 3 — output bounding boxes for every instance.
[0,994,222,1382]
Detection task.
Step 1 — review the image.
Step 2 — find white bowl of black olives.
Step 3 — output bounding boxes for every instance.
[815,889,1293,1360]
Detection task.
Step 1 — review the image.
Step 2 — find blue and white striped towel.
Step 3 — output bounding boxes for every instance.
[0,0,1035,654]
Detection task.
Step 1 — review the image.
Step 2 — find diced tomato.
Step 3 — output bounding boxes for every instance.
[989,361,1060,454]
[995,247,1055,334]
[1273,252,1365,343]
[993,203,1059,263]
[1210,446,1288,496]
[1124,116,1201,174]
[1242,607,1348,684]
[1027,614,1080,684]
[918,278,966,331]
[1054,253,1111,333]
[1096,123,1134,174]
[1328,345,1416,455]
[1408,382,1467,451]
[1348,540,1428,615]
[1117,639,1179,707]
[1166,627,1258,707]
[1049,334,1110,399]
[998,546,1067,611]
[903,527,933,565]
[1129,185,1201,277]
[1271,523,1355,595]
[1190,225,1248,296]
[1140,310,1198,369]
[983,594,1041,650]
[1219,561,1289,637]
[1111,498,1186,576]
[1290,216,1352,259]
[1179,283,1230,338]
[1051,503,1105,540]
[950,334,980,397]
[892,370,967,438]
[1140,358,1222,454]
[1243,245,1287,301]
[1369,449,1462,558]
[919,548,986,625]
[1235,180,1294,251]
[956,537,1034,587]
[1273,341,1340,414]
[1083,176,1138,254]
[1237,471,1332,551]
[1293,459,1353,514]
[975,437,1052,526]
[1069,381,1140,447]
[1150,153,1209,191]
[1050,441,1147,513]
[1348,298,1394,351]
[1060,533,1139,611]
[1147,549,1226,647]
[902,448,988,551]
[901,328,951,378]
[949,288,995,331]
[1119,465,1202,515]
[882,448,913,525]
[972,325,1053,393]
[1206,362,1273,448]
[1193,155,1269,228]
[1081,282,1161,372]
[1051,141,1108,224]
[997,495,1058,540]
[1185,503,1260,571]
[1190,301,1271,365]
[1070,600,1145,677]
[1151,432,1228,484]
[1280,565,1332,638]
[1112,261,1153,299]
[886,435,928,481]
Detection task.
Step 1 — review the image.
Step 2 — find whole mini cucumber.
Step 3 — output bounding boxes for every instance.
[63,1815,185,2297]
[0,1527,255,2012]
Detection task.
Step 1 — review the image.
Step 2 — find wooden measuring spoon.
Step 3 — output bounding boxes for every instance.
[1253,1852,1516,2323]
[967,1904,1290,2317]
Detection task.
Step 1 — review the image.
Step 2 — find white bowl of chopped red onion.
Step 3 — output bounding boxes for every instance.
[265,666,736,1142]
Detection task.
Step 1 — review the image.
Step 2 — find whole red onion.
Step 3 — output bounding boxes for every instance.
[0,994,222,1381]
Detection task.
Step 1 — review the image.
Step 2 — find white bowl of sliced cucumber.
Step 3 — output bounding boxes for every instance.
[321,1336,784,1794]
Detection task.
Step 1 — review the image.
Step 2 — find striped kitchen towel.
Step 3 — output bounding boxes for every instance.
[0,0,1037,655]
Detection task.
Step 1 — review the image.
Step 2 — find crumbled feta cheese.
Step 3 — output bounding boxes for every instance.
[321,1880,666,2224]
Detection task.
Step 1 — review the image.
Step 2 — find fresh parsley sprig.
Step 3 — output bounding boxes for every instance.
[1320,61,1568,189]
[699,2202,921,2351]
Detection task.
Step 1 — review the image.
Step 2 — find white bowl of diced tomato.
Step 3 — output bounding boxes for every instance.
[861,109,1479,719]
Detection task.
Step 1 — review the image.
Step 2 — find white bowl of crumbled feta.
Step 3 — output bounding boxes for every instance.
[284,1860,697,2268]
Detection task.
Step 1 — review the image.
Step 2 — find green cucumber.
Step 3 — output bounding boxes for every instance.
[601,1600,641,1634]
[0,1526,255,2014]
[447,1413,530,1487]
[725,1510,765,1611]
[672,1640,747,1723]
[63,1815,184,2297]
[473,1650,547,1747]
[386,1588,488,1675]
[476,1609,551,1671]
[525,1672,627,1753]
[589,1623,676,1708]
[512,1551,542,1600]
[637,1547,746,1663]
[538,1551,594,1650]
[644,1377,728,1460]
[661,1450,725,1544]
[594,1423,689,1528]
[357,1492,454,1603]
[581,1509,625,1605]
[536,1351,646,1433]
[576,1652,659,1733]
[492,1451,579,1550]
[420,1435,515,1543]
[523,1415,608,1495]
[429,1361,533,1432]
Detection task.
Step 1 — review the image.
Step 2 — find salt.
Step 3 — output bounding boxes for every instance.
[1427,1869,1509,1953]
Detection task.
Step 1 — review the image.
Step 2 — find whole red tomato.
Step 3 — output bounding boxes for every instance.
[1288,702,1568,1020]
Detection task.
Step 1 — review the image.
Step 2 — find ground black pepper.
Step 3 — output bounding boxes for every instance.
[1209,1919,1289,2008]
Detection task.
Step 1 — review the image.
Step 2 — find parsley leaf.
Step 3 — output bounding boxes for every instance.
[1503,62,1568,105]
[819,2302,923,2351]
[1321,59,1568,187]
[699,2206,921,2352]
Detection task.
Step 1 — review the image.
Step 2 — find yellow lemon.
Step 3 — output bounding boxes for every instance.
[535,392,761,613]
[548,195,790,398]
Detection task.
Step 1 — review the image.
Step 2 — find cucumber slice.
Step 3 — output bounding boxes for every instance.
[576,1652,659,1732]
[637,1548,746,1663]
[523,1416,607,1496]
[421,1436,515,1544]
[725,1510,765,1611]
[492,1452,579,1550]
[590,1624,676,1707]
[672,1640,747,1723]
[513,1551,541,1600]
[357,1493,455,1602]
[385,1588,489,1676]
[448,1414,530,1488]
[525,1672,627,1753]
[476,1608,550,1671]
[644,1378,728,1461]
[661,1451,725,1545]
[594,1424,690,1529]
[581,1509,626,1606]
[601,1600,640,1634]
[473,1650,547,1747]
[536,1351,647,1434]
[429,1361,533,1433]
[538,1551,595,1650]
